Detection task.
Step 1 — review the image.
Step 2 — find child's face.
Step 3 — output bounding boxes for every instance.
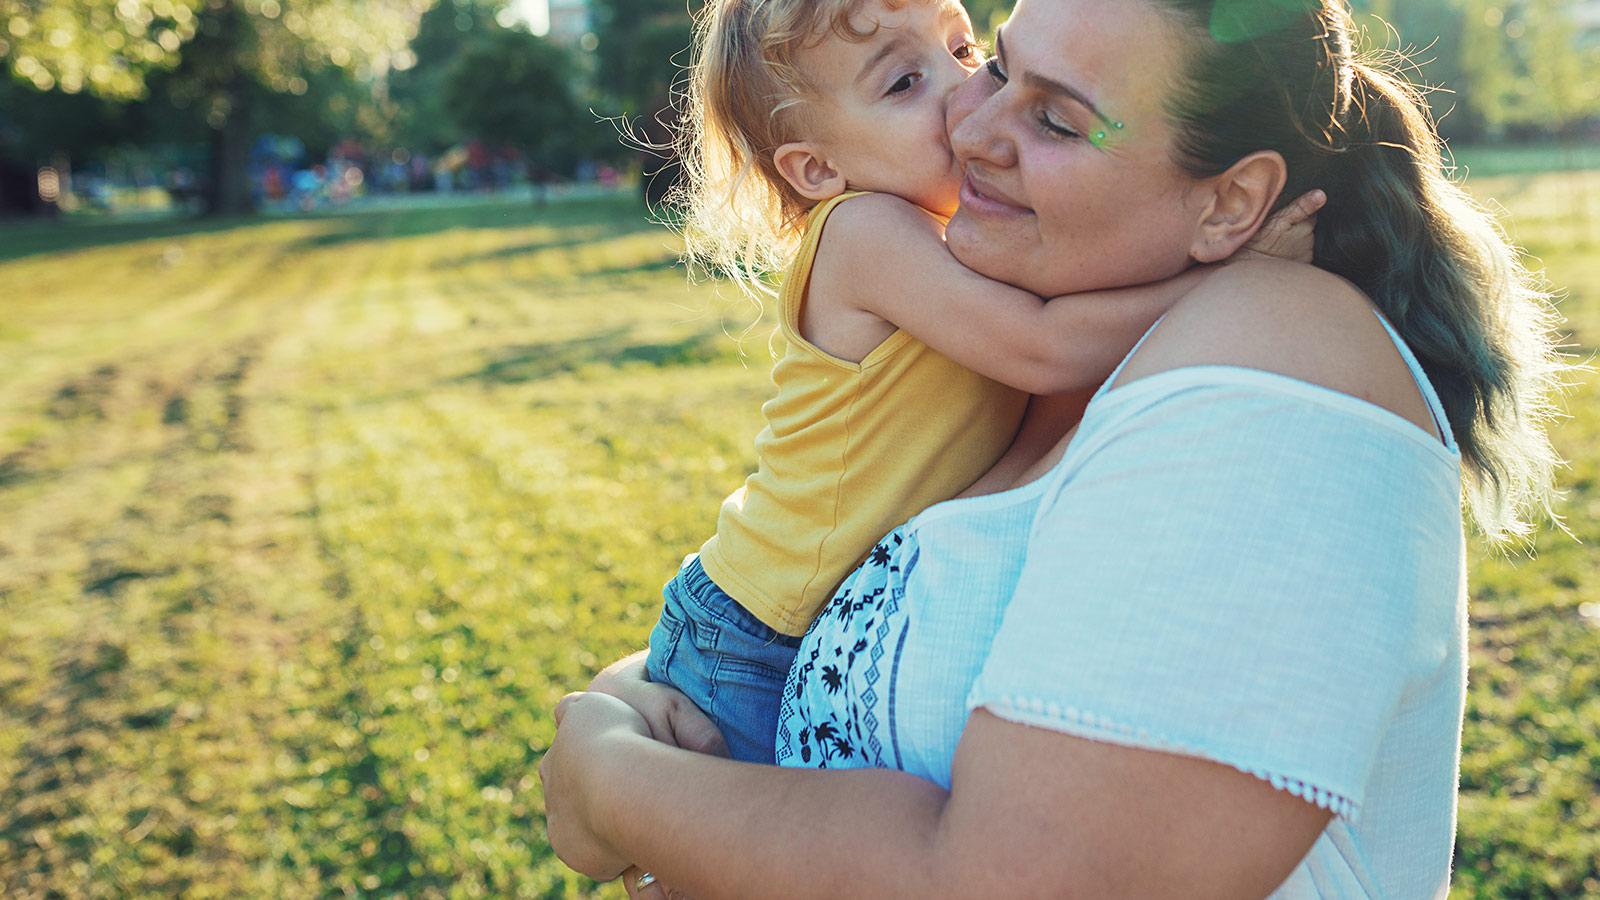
[794,0,984,217]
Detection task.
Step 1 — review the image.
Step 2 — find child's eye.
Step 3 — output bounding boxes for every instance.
[985,57,1007,85]
[887,72,921,96]
[952,40,983,62]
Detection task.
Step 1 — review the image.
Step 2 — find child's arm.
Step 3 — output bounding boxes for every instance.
[809,191,1321,395]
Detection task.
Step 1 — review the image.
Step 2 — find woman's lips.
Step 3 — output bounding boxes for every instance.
[959,172,1031,218]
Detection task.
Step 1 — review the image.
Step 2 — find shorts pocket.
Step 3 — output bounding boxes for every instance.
[644,600,688,686]
[715,654,788,686]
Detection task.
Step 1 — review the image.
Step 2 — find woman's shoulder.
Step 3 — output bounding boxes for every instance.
[1110,259,1441,439]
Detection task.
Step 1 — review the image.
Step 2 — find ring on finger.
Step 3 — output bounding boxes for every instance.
[636,871,658,890]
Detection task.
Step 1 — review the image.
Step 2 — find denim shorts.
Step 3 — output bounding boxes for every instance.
[645,555,802,764]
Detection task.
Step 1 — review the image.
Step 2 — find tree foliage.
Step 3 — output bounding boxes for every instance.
[1469,0,1600,132]
[385,0,501,153]
[1352,0,1600,139]
[2,0,436,211]
[0,0,430,102]
[591,0,692,115]
[443,26,580,170]
[0,0,203,99]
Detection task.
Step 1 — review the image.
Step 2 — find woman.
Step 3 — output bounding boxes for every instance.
[540,0,1565,895]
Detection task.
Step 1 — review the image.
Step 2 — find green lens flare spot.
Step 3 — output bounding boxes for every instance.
[1092,121,1124,146]
[1208,0,1317,43]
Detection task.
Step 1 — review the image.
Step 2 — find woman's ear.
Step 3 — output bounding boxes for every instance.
[773,142,848,202]
[1189,150,1288,263]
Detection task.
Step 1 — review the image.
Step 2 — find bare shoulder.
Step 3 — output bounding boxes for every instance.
[803,194,943,359]
[811,193,946,297]
[809,192,956,316]
[1113,259,1440,435]
[817,191,946,253]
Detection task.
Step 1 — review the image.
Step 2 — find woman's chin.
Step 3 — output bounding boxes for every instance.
[946,210,1038,292]
[944,211,992,268]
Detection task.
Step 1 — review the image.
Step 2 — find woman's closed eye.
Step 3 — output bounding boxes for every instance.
[1037,109,1081,140]
[985,58,1081,140]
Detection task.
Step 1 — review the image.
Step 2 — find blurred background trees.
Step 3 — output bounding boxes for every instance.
[1,0,433,213]
[1356,0,1600,140]
[2,0,1598,217]
[441,26,580,192]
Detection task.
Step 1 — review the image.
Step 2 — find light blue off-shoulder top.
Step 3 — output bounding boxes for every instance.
[776,312,1466,898]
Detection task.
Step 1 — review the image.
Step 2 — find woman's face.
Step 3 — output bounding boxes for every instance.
[944,0,1207,296]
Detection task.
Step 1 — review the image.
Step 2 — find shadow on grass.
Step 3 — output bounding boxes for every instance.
[581,255,685,279]
[426,230,611,270]
[0,213,262,263]
[0,194,661,263]
[457,327,735,386]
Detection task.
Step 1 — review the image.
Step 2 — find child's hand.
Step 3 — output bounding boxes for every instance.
[587,651,730,757]
[1238,190,1326,264]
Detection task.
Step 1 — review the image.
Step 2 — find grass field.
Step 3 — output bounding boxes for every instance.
[1,171,1597,898]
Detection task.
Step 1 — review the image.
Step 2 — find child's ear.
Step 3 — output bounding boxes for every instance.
[773,142,848,202]
[1189,150,1287,263]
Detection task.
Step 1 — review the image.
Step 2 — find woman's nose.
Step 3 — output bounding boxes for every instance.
[947,71,1014,169]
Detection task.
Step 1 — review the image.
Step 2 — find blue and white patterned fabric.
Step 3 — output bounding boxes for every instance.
[774,490,1044,782]
[775,312,1467,899]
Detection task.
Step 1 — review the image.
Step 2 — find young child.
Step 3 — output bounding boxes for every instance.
[645,0,1321,763]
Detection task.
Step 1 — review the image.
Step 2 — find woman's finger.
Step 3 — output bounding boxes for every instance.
[623,866,670,899]
[553,691,585,726]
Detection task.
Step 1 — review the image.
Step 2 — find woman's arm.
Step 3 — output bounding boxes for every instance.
[540,694,1329,899]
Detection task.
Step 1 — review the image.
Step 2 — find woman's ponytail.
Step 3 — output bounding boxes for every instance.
[1155,0,1570,541]
[1314,61,1567,539]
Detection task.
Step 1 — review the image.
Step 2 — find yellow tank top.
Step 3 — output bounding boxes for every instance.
[698,192,1028,635]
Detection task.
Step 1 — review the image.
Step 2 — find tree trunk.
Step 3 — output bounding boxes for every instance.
[205,82,254,216]
[0,158,44,216]
[200,2,254,217]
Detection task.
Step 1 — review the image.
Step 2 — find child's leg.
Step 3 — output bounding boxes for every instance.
[644,555,802,764]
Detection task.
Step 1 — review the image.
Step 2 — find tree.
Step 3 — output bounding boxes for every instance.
[963,0,1011,36]
[0,0,203,99]
[590,0,692,116]
[386,0,501,154]
[1351,0,1600,141]
[1,0,435,214]
[1484,0,1600,135]
[443,26,580,186]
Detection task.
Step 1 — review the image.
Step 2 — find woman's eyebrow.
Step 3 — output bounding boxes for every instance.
[996,28,1116,129]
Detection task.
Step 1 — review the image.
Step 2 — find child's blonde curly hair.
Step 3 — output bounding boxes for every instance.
[670,0,904,296]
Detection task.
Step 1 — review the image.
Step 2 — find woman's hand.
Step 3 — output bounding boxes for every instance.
[1238,190,1326,264]
[586,652,729,757]
[539,691,652,881]
[562,653,718,899]
[623,865,691,900]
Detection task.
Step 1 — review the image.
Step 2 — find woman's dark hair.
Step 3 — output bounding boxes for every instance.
[1152,0,1569,541]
